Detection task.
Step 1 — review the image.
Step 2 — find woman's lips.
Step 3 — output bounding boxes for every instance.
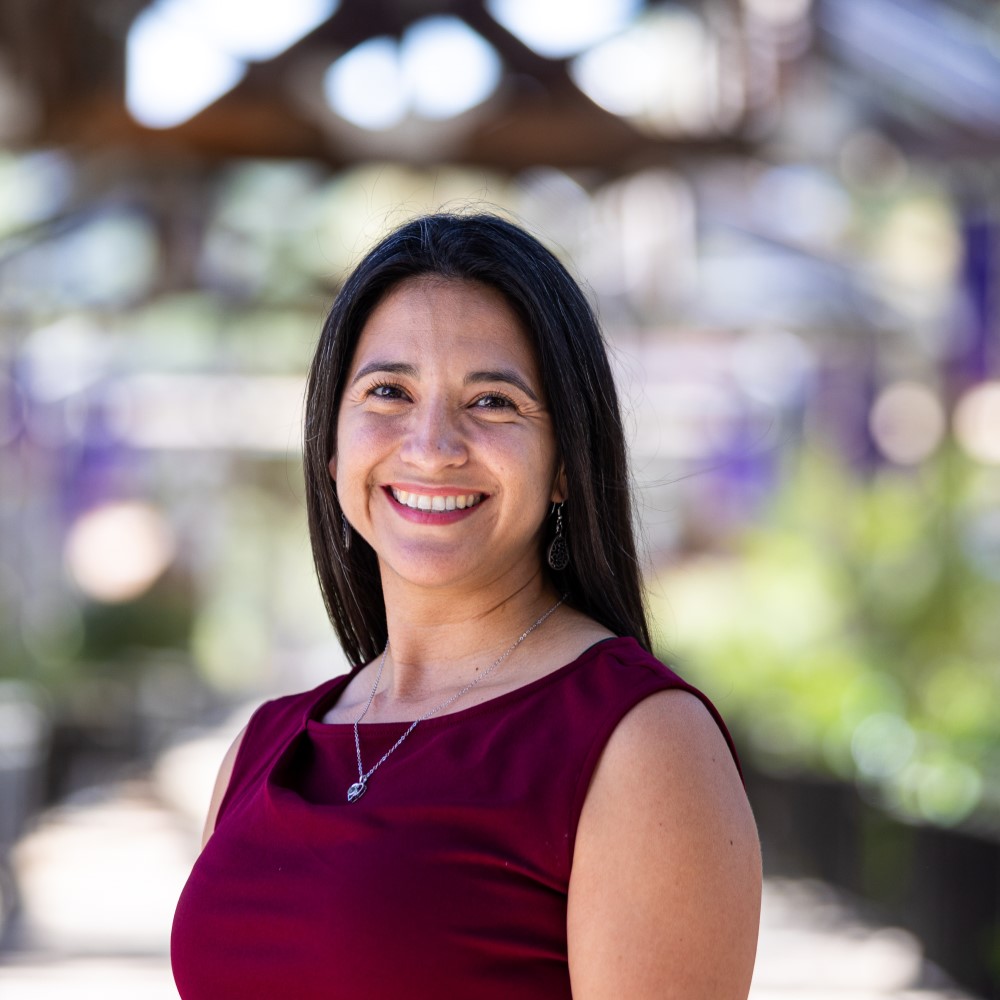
[383,485,487,524]
[390,486,484,512]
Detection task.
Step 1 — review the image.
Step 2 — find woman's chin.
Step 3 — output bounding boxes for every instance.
[377,547,540,594]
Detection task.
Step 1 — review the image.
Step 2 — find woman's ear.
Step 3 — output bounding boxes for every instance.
[327,455,337,481]
[551,464,567,504]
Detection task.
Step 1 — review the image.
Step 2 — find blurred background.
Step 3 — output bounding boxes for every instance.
[0,0,998,996]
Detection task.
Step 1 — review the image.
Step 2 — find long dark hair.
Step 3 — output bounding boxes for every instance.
[304,212,650,667]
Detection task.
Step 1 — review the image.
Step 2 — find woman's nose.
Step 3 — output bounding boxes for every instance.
[399,401,468,469]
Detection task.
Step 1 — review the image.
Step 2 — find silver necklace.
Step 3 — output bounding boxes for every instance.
[346,597,564,803]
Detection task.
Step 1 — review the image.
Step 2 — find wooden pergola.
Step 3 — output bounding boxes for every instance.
[0,0,761,172]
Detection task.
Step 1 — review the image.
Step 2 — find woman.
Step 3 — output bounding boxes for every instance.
[172,213,761,998]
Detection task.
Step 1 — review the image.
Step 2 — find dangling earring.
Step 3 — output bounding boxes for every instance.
[342,513,351,551]
[547,502,569,571]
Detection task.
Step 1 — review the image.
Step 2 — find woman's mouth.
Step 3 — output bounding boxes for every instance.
[389,487,484,512]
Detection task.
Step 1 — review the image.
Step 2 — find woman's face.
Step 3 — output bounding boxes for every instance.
[332,276,565,594]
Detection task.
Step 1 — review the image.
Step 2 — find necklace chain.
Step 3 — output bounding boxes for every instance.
[347,596,564,803]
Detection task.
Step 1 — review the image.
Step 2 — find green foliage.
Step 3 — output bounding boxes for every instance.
[653,444,1000,828]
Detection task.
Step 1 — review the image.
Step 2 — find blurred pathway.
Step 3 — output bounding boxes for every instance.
[0,725,981,1000]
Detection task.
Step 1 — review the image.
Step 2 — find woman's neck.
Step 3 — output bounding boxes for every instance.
[375,570,562,705]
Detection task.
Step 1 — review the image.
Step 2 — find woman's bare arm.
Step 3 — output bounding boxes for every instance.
[568,690,762,999]
[200,727,247,850]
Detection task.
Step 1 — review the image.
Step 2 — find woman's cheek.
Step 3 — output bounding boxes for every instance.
[336,418,393,498]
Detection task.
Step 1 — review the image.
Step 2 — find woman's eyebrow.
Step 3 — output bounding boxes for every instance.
[351,360,417,385]
[464,369,539,402]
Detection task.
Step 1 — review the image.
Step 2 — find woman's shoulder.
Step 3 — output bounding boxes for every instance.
[551,625,739,756]
[582,631,687,685]
[579,633,743,778]
[567,668,760,998]
[544,609,677,690]
[581,632,673,675]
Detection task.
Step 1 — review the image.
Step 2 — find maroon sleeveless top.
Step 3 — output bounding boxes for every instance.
[171,637,740,999]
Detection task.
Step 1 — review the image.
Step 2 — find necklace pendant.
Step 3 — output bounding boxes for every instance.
[347,780,367,803]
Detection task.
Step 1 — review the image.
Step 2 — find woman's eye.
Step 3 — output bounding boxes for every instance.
[367,382,405,400]
[473,393,516,410]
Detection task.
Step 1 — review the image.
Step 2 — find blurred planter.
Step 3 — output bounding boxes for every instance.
[43,672,144,800]
[42,654,212,801]
[0,681,50,940]
[0,682,50,847]
[747,765,1000,999]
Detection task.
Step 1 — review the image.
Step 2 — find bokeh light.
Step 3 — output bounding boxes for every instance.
[486,0,640,58]
[126,5,246,128]
[324,18,501,130]
[869,381,946,465]
[953,381,1000,465]
[571,7,727,136]
[742,0,812,26]
[323,37,407,131]
[126,0,339,127]
[64,503,176,604]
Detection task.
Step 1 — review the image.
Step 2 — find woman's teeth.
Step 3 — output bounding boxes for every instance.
[391,489,483,512]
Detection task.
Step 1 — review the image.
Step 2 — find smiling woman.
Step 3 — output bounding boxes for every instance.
[331,276,563,596]
[171,213,761,999]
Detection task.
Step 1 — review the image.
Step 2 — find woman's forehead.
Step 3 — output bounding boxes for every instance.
[351,276,540,374]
